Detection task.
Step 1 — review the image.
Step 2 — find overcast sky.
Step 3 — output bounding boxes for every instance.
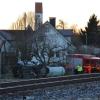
[0,0,100,29]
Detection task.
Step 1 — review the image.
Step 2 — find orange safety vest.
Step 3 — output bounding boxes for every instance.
[87,65,92,73]
[84,66,88,73]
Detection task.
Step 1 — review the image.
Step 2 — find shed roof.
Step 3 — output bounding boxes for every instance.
[57,29,73,37]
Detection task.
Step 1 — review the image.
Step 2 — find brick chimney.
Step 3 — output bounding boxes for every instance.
[49,17,56,28]
[35,2,43,30]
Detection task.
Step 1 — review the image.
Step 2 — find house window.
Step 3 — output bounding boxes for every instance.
[56,51,59,57]
[49,51,54,57]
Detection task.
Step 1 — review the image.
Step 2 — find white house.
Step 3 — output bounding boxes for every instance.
[0,2,76,77]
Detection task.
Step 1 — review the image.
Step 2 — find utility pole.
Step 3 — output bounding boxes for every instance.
[85,33,87,46]
[85,32,88,53]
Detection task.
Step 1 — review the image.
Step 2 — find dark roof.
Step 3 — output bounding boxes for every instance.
[0,28,34,50]
[33,21,71,49]
[57,29,73,37]
[0,30,13,41]
[0,27,34,41]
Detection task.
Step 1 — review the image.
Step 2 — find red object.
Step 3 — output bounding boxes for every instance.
[68,54,100,69]
[84,66,88,73]
[84,65,92,73]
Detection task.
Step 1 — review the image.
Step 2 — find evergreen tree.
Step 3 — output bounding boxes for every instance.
[79,14,99,46]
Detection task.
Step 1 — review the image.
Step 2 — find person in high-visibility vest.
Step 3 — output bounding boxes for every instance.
[76,64,83,74]
[84,65,88,73]
[84,64,92,73]
[87,64,92,73]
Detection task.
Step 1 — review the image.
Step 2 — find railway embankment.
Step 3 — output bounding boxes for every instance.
[1,73,100,100]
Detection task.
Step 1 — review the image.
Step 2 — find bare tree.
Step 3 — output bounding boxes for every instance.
[71,24,79,33]
[32,36,57,66]
[31,34,68,76]
[32,34,69,64]
[10,12,35,30]
[56,19,68,29]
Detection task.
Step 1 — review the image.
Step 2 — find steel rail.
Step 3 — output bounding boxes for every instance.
[1,73,100,88]
[0,73,100,95]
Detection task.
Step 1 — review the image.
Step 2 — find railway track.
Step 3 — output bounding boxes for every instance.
[0,73,100,95]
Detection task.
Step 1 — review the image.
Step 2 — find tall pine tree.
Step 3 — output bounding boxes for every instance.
[80,14,99,46]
